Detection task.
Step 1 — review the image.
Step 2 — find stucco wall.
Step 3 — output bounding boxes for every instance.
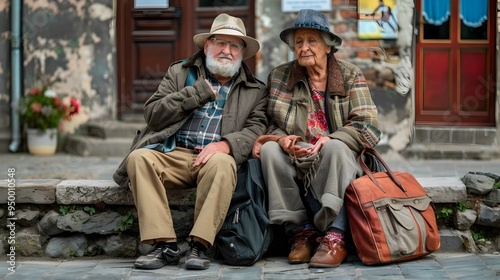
[22,0,115,133]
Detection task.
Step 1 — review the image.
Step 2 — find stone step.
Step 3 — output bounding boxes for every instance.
[64,135,132,157]
[82,120,144,139]
[63,121,144,157]
[0,179,194,206]
[439,229,467,252]
[401,144,500,160]
[0,177,466,206]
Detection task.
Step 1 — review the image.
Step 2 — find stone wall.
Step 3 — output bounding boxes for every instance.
[0,180,194,258]
[447,172,500,254]
[1,173,500,258]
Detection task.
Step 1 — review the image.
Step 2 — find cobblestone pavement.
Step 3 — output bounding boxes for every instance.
[1,253,499,279]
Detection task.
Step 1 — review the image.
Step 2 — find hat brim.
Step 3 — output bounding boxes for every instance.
[279,27,342,52]
[193,29,260,60]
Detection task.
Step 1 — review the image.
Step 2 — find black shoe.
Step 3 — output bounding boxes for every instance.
[185,241,210,270]
[134,242,180,270]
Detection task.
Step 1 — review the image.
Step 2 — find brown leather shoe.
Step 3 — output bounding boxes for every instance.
[288,227,318,264]
[309,234,347,268]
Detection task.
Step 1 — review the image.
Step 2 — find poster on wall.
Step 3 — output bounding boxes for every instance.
[358,0,398,39]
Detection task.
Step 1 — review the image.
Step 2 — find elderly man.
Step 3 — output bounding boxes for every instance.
[113,13,267,270]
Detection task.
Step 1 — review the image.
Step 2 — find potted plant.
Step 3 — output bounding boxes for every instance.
[19,86,80,155]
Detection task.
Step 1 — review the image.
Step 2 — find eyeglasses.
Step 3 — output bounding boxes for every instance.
[210,37,245,52]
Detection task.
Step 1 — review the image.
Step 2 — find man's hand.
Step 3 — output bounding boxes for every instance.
[205,79,217,95]
[193,140,231,167]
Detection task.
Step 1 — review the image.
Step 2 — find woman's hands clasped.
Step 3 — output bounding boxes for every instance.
[277,135,330,158]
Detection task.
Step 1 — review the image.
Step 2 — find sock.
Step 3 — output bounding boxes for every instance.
[304,223,314,229]
[325,231,345,244]
[327,227,345,235]
[286,223,315,236]
[165,242,178,251]
[191,240,206,251]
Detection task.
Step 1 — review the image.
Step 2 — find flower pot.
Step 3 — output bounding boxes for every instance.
[27,128,58,156]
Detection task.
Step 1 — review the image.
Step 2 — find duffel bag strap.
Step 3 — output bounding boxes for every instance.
[359,148,407,193]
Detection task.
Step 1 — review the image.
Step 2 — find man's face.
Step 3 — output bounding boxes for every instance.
[204,34,245,78]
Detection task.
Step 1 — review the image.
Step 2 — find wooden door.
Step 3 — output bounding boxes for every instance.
[116,0,256,120]
[415,0,496,126]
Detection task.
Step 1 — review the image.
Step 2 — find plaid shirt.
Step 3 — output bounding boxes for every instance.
[176,71,234,150]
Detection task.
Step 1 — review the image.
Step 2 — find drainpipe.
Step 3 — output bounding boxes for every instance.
[9,1,22,152]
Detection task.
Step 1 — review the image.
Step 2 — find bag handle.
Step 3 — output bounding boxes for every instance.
[358,148,407,193]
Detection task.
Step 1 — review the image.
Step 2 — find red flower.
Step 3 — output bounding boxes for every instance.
[51,97,63,108]
[30,102,42,113]
[29,88,42,95]
[69,98,80,116]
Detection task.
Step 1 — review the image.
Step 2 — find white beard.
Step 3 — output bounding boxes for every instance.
[205,45,242,78]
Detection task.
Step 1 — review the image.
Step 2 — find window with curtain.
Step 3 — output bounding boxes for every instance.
[422,0,488,40]
[422,0,450,26]
[460,0,488,40]
[422,0,450,39]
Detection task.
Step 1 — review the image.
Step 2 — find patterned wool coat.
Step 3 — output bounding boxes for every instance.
[266,54,380,151]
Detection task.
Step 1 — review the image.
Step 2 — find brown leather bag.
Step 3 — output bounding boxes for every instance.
[345,148,440,265]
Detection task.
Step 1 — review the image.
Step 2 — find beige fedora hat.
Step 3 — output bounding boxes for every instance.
[193,13,260,60]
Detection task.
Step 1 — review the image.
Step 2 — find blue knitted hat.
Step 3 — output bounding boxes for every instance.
[280,9,342,51]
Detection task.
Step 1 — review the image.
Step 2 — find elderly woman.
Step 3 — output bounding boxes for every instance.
[253,9,380,268]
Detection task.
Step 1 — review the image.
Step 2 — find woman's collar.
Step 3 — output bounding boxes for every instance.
[286,55,346,97]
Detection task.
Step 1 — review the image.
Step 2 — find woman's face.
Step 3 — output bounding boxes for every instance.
[293,29,330,68]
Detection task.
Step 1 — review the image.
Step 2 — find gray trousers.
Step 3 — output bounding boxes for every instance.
[260,139,362,232]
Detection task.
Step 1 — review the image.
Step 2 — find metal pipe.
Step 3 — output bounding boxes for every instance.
[9,1,22,152]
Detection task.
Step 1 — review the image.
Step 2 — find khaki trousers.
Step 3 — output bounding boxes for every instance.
[126,147,236,246]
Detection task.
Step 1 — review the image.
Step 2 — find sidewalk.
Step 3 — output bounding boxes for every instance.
[1,253,499,279]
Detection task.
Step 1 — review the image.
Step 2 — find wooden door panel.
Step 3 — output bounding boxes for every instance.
[131,42,173,108]
[422,49,450,111]
[117,0,184,120]
[129,10,180,115]
[134,43,172,78]
[459,49,487,112]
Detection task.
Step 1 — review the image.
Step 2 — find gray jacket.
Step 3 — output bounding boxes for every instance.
[113,51,268,188]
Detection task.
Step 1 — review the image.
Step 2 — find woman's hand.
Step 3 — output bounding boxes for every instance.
[277,135,309,158]
[309,136,330,154]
